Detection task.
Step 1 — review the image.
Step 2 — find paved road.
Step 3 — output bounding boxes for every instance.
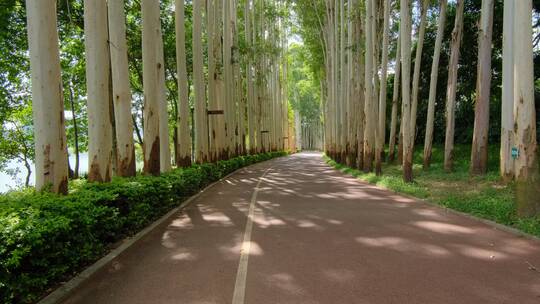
[62,152,540,304]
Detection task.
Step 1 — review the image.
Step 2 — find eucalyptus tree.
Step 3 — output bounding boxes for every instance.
[363,0,375,172]
[157,30,171,173]
[193,0,209,163]
[500,0,514,180]
[108,0,136,177]
[355,2,365,170]
[408,0,428,149]
[207,0,219,161]
[423,0,447,169]
[245,0,256,154]
[175,0,191,167]
[388,34,400,163]
[84,0,113,182]
[25,0,69,193]
[224,0,235,157]
[470,0,494,175]
[443,0,465,172]
[400,0,413,182]
[512,0,538,216]
[375,0,391,175]
[141,0,162,174]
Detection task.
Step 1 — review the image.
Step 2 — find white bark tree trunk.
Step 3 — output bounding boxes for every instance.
[388,32,401,163]
[141,0,161,174]
[500,0,515,180]
[423,0,447,169]
[409,0,428,144]
[207,0,218,161]
[175,0,192,167]
[26,0,69,193]
[470,0,494,175]
[193,0,209,163]
[443,0,464,172]
[375,0,391,175]
[400,0,413,182]
[157,26,171,173]
[224,0,234,157]
[363,0,375,172]
[513,0,538,216]
[85,0,113,182]
[108,0,136,177]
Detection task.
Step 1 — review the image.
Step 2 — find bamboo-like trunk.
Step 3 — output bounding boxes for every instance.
[500,0,514,180]
[375,0,391,175]
[193,0,209,163]
[423,0,447,169]
[400,0,413,182]
[175,0,192,167]
[141,0,161,174]
[513,0,539,216]
[85,0,113,182]
[443,0,465,172]
[108,0,136,177]
[470,0,494,175]
[26,0,69,193]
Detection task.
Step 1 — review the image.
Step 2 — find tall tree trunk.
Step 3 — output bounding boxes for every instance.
[85,0,113,182]
[68,78,80,179]
[224,0,234,158]
[443,0,464,172]
[245,0,255,154]
[388,33,401,163]
[513,0,539,216]
[470,0,494,175]
[423,0,447,169]
[339,0,346,162]
[108,0,136,177]
[375,0,391,175]
[409,0,428,143]
[500,0,514,181]
[175,0,192,167]
[141,0,161,174]
[26,0,69,193]
[356,5,365,170]
[363,0,375,172]
[133,114,144,146]
[157,27,171,172]
[207,0,218,162]
[193,0,209,163]
[400,0,413,182]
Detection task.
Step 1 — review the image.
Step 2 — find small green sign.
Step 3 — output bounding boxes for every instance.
[511,147,519,160]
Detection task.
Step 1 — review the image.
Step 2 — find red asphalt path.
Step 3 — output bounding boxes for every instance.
[62,152,540,304]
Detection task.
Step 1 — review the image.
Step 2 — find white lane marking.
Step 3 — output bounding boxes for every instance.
[232,168,271,304]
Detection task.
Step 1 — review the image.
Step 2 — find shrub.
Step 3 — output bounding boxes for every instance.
[0,151,286,304]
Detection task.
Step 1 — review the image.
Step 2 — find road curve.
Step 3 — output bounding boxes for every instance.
[62,152,540,304]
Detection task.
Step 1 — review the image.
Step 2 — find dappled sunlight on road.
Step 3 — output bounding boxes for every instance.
[61,152,540,304]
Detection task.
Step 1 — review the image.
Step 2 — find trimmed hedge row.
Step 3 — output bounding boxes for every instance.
[0,152,286,304]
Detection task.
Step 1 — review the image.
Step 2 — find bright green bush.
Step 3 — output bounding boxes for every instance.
[0,151,286,304]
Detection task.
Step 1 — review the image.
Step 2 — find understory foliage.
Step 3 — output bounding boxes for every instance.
[0,152,286,304]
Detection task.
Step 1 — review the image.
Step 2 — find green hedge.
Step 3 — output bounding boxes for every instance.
[0,152,286,304]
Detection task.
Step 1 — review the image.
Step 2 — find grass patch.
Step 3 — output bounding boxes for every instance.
[325,145,540,238]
